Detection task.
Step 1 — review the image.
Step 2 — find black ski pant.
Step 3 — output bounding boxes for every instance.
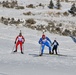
[52,46,58,54]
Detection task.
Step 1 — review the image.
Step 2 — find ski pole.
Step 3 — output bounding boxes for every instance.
[22,44,24,53]
[57,47,60,54]
[12,44,15,52]
[39,44,42,54]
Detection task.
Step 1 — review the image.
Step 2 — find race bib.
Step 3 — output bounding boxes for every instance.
[54,42,57,45]
[43,39,47,43]
[18,36,22,41]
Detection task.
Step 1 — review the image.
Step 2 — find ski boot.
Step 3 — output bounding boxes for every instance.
[13,50,17,52]
[21,51,24,54]
[39,53,43,56]
[49,51,52,54]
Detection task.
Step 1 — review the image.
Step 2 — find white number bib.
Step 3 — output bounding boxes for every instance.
[18,37,22,41]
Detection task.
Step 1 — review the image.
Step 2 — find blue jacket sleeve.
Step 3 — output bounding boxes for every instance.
[38,38,42,44]
[46,37,52,44]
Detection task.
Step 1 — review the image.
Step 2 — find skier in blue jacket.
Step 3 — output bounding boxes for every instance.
[38,34,52,56]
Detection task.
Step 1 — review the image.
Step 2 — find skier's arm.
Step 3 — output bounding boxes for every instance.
[51,42,54,46]
[38,38,42,44]
[46,37,52,44]
[15,36,18,44]
[57,42,59,46]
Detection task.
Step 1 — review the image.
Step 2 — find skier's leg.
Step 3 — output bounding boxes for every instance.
[14,42,19,52]
[16,42,20,50]
[39,44,45,56]
[49,46,52,54]
[46,43,51,54]
[20,42,23,54]
[20,42,22,51]
[55,47,58,54]
[42,45,45,54]
[52,47,54,54]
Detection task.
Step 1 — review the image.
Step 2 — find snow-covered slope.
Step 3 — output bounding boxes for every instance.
[0,24,76,75]
[0,0,76,25]
[0,0,76,36]
[0,0,76,75]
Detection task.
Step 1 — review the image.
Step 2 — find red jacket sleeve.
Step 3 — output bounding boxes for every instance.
[15,36,18,42]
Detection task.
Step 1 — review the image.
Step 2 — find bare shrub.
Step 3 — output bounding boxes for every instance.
[46,25,51,31]
[56,12,61,16]
[61,0,64,2]
[36,25,46,31]
[65,0,68,2]
[23,11,32,15]
[62,29,71,36]
[1,16,4,21]
[26,18,36,24]
[11,18,14,21]
[0,17,8,24]
[39,3,44,8]
[4,20,8,25]
[48,21,55,27]
[31,25,36,29]
[72,30,76,36]
[26,4,35,8]
[58,23,62,27]
[25,23,32,27]
[46,21,55,32]
[63,12,69,16]
[40,25,45,30]
[55,27,62,35]
[8,18,10,21]
[2,0,18,8]
[36,25,42,31]
[15,6,24,9]
[39,3,43,6]
[50,28,56,33]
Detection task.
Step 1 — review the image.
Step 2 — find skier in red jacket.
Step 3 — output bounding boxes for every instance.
[14,32,25,54]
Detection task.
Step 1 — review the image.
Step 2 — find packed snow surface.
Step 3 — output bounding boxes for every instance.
[0,0,76,75]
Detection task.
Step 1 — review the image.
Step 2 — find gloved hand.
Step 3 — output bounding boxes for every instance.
[22,42,24,44]
[15,41,16,44]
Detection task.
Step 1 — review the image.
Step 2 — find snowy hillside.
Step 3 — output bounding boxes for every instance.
[0,23,76,75]
[0,0,76,36]
[0,0,76,75]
